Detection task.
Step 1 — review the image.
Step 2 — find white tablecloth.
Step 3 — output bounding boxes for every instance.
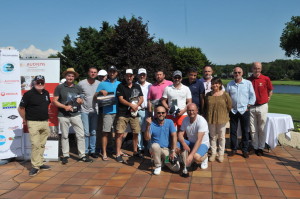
[264,113,294,149]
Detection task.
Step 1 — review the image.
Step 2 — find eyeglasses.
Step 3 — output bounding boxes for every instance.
[234,72,242,74]
[157,112,165,115]
[36,82,45,85]
[173,76,181,80]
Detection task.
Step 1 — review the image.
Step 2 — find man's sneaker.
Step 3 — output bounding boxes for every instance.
[29,168,39,176]
[218,155,224,163]
[181,167,189,177]
[79,156,93,163]
[40,165,51,170]
[133,150,144,158]
[201,157,208,169]
[116,155,124,163]
[258,149,264,156]
[153,166,161,175]
[90,153,99,158]
[61,156,69,165]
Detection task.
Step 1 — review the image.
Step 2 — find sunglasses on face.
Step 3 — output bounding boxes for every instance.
[157,112,165,115]
[234,72,242,74]
[36,82,45,85]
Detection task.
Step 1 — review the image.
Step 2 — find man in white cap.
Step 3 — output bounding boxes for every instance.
[136,68,152,157]
[115,69,144,162]
[53,68,93,164]
[78,67,100,158]
[98,69,107,82]
[161,70,192,131]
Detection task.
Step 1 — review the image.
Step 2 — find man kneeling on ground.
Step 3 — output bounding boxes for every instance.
[178,103,210,176]
[145,106,180,175]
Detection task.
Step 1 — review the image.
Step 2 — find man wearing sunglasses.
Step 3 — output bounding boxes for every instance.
[18,75,51,176]
[161,70,192,131]
[226,67,256,158]
[145,106,180,175]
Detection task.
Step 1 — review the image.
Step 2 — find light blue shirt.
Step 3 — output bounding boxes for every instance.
[150,119,176,148]
[226,78,256,114]
[96,79,120,114]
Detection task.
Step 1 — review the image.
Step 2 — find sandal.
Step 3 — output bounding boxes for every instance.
[121,152,129,157]
[102,156,109,161]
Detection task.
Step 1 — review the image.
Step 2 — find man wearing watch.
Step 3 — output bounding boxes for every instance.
[145,106,180,175]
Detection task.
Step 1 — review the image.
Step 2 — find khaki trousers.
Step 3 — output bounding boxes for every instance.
[208,123,226,155]
[27,120,50,169]
[250,103,268,150]
[59,115,85,158]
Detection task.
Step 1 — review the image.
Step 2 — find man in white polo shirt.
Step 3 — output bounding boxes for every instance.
[161,70,192,131]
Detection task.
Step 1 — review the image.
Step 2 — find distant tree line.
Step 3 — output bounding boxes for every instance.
[55,16,210,81]
[214,59,300,80]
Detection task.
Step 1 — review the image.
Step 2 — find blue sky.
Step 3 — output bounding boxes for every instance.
[1,0,299,64]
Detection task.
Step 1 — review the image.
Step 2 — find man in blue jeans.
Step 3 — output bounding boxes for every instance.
[226,67,256,158]
[78,67,100,158]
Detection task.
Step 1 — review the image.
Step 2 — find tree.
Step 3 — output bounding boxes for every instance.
[280,16,300,58]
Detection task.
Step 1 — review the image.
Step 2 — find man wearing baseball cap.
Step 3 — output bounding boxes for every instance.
[161,70,192,130]
[98,69,107,82]
[95,66,120,161]
[53,68,93,164]
[115,69,144,162]
[136,68,152,157]
[18,75,51,176]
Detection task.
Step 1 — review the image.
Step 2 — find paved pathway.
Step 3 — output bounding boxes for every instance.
[0,146,299,199]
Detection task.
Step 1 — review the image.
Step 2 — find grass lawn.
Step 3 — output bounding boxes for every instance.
[221,79,300,86]
[269,93,300,121]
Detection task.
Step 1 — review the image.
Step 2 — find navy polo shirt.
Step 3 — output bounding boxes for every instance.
[182,78,205,110]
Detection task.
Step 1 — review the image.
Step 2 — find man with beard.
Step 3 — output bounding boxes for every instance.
[200,65,224,94]
[95,66,120,161]
[145,106,180,175]
[53,68,93,164]
[18,75,51,176]
[115,69,144,163]
[78,67,100,158]
[147,68,173,114]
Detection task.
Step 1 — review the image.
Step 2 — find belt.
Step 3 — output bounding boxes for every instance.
[252,103,267,107]
[139,108,147,111]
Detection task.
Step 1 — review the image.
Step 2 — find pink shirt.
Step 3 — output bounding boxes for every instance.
[147,79,173,100]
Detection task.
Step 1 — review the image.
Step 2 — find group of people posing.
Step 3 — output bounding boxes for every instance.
[19,62,273,176]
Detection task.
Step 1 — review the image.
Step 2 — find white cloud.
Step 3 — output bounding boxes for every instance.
[19,45,58,58]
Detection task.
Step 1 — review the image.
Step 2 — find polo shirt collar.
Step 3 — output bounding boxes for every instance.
[171,83,182,89]
[63,81,75,87]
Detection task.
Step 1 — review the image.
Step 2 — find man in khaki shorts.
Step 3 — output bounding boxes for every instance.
[18,75,51,176]
[115,69,144,163]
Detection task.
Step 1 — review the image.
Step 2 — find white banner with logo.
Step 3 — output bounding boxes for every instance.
[0,49,23,159]
[20,59,60,161]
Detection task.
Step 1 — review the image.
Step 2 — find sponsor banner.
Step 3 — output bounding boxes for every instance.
[23,134,58,161]
[0,49,22,159]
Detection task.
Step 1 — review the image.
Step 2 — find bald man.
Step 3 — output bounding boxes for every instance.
[177,103,210,175]
[248,62,273,156]
[226,67,256,159]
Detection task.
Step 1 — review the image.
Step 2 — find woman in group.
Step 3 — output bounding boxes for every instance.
[204,77,232,163]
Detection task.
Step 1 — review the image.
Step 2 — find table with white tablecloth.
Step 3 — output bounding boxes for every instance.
[264,113,294,149]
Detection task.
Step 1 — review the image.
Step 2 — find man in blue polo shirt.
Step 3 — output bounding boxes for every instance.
[182,67,205,114]
[145,106,180,175]
[96,66,120,161]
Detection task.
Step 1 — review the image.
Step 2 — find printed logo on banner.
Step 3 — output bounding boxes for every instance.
[0,80,20,84]
[7,115,18,120]
[0,92,18,97]
[0,135,6,146]
[1,63,15,74]
[2,102,17,109]
[8,126,19,131]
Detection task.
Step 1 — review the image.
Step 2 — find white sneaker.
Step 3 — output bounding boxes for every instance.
[201,157,208,169]
[182,167,188,175]
[153,166,161,175]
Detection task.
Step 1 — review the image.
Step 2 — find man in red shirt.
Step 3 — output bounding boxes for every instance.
[248,62,273,156]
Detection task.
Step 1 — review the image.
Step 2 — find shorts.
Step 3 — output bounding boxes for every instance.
[177,139,208,157]
[102,114,117,133]
[116,116,140,134]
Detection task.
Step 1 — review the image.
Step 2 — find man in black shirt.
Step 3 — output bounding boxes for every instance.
[18,75,51,176]
[115,69,143,162]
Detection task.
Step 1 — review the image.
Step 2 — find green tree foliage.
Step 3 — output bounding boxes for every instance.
[280,16,300,58]
[58,16,210,80]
